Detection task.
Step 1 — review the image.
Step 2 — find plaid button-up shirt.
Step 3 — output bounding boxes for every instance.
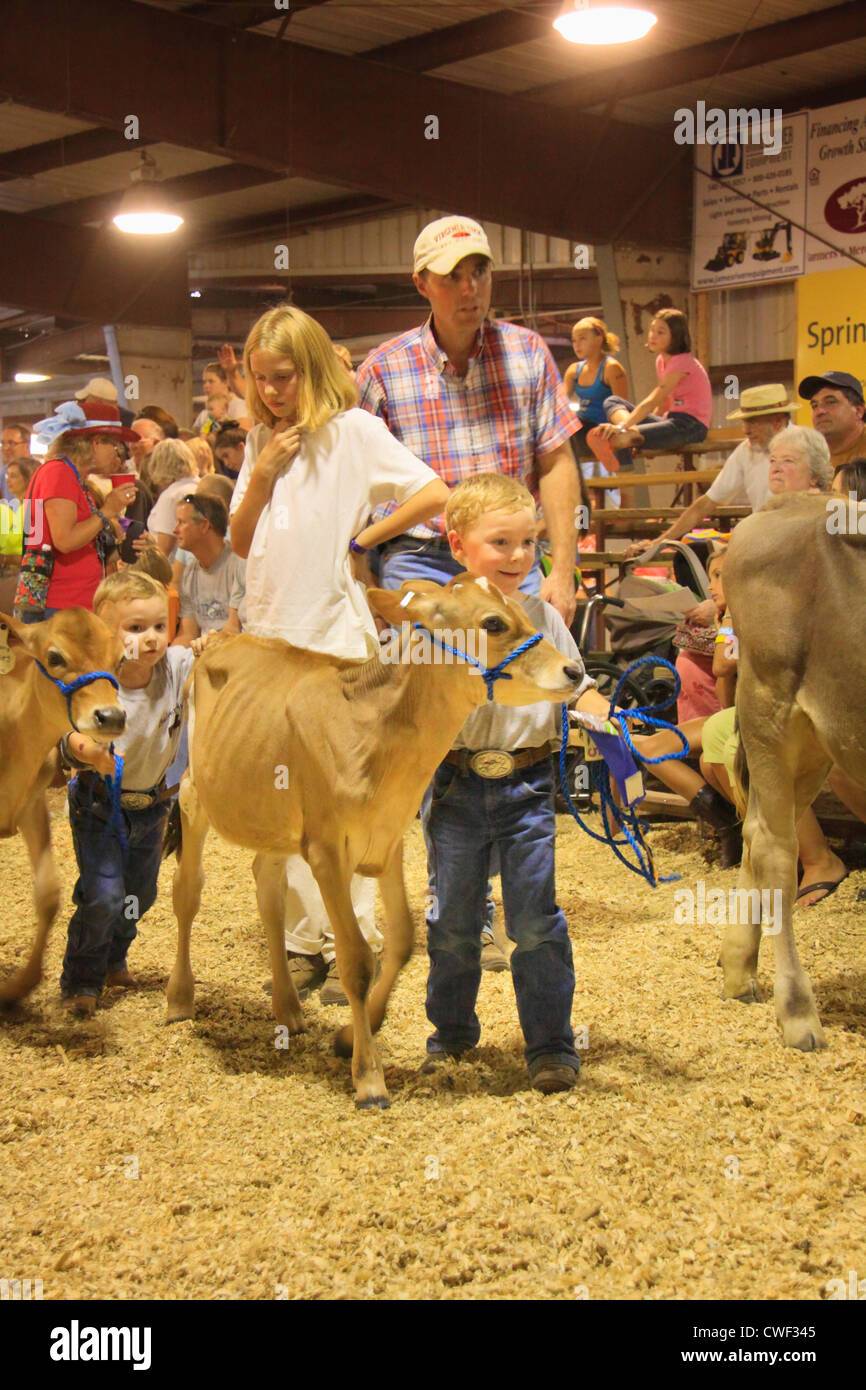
[356,316,578,537]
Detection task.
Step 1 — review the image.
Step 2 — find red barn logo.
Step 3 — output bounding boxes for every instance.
[824,176,866,234]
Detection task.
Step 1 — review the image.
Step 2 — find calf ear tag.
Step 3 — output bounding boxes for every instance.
[0,625,14,676]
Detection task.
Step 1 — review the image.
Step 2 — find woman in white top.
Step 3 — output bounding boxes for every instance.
[230,305,449,1002]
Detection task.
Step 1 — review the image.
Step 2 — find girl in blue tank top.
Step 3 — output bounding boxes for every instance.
[564,318,629,503]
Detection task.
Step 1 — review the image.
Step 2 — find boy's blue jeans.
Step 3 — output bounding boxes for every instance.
[61,778,168,997]
[423,757,579,1074]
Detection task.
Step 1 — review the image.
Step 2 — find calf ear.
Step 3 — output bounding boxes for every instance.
[0,611,37,652]
[367,586,448,628]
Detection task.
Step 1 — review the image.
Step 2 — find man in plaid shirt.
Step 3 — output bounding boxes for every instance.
[356,215,580,625]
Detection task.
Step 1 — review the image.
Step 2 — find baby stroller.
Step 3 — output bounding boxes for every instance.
[576,539,712,718]
[560,542,712,813]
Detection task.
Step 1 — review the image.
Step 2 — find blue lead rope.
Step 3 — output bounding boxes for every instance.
[103,748,128,854]
[33,662,120,733]
[558,655,689,888]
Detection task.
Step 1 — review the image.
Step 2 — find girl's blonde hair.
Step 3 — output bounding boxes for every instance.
[93,569,167,615]
[572,316,621,355]
[148,438,197,495]
[445,472,535,537]
[186,435,214,477]
[243,305,358,432]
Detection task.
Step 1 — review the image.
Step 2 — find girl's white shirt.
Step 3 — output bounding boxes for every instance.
[230,407,439,659]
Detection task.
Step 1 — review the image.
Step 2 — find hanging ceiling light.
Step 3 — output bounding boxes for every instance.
[113,152,183,235]
[554,1,657,45]
[14,372,50,383]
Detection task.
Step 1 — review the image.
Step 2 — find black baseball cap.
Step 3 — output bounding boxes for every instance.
[798,370,864,403]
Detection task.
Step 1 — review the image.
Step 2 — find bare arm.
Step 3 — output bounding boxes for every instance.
[171,616,200,649]
[354,478,450,551]
[44,484,135,555]
[537,442,578,625]
[230,422,301,560]
[222,607,242,635]
[604,359,629,399]
[153,532,176,559]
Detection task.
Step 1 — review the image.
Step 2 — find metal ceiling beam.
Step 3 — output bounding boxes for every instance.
[525,0,866,108]
[35,162,288,226]
[0,208,191,327]
[0,0,691,248]
[193,193,409,248]
[0,128,157,182]
[364,3,559,72]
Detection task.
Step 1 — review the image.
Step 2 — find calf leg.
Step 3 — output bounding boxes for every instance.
[166,779,209,1023]
[720,807,764,1004]
[309,844,387,1109]
[336,839,414,1053]
[772,756,832,1051]
[252,851,305,1035]
[0,793,59,1004]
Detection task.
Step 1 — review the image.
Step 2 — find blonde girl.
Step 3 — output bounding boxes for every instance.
[229,305,449,1000]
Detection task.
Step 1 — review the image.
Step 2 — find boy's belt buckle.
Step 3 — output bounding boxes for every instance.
[469,750,514,779]
[121,791,154,810]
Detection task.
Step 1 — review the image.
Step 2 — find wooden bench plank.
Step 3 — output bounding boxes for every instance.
[586,468,722,490]
[591,506,751,523]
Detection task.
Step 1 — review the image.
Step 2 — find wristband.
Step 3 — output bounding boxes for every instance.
[349,539,367,556]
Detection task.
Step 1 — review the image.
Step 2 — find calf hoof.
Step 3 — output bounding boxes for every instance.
[722,977,762,1003]
[333,1025,354,1059]
[355,1094,391,1111]
[781,1017,827,1051]
[0,968,41,1005]
[164,1006,194,1025]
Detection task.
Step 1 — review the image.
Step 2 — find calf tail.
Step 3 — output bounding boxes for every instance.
[732,715,749,820]
[163,799,182,859]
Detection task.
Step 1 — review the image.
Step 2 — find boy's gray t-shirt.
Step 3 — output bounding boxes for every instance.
[114,646,194,789]
[179,543,246,633]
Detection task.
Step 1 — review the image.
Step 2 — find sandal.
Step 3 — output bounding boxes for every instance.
[796,871,848,907]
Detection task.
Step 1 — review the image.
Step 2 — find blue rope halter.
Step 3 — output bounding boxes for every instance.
[34,660,128,850]
[558,655,689,888]
[411,623,544,701]
[33,661,120,733]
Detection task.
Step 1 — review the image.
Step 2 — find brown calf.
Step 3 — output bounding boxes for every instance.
[167,577,587,1108]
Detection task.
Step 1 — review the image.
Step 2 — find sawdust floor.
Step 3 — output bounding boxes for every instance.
[1,791,865,1301]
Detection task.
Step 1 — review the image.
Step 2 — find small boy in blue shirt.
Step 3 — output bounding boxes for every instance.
[59,571,192,1015]
[422,473,609,1093]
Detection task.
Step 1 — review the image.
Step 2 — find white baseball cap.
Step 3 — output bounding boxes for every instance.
[413,216,494,275]
[75,376,118,403]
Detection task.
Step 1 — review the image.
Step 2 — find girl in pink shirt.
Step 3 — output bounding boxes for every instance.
[587,308,712,471]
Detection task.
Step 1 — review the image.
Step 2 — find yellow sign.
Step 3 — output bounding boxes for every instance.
[795,266,866,422]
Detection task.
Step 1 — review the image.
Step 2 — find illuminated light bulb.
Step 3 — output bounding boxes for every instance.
[553,2,657,44]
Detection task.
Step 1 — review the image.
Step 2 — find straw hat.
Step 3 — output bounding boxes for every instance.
[726,384,799,420]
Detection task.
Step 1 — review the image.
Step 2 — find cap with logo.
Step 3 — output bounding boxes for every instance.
[797,370,864,404]
[726,384,800,420]
[413,216,494,276]
[75,376,119,403]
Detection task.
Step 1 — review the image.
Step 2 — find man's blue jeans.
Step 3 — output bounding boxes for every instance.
[61,778,169,997]
[423,757,579,1074]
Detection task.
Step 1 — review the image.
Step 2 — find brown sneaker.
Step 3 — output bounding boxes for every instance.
[531,1062,579,1095]
[481,938,510,973]
[319,958,348,1007]
[285,950,327,1000]
[319,952,382,1007]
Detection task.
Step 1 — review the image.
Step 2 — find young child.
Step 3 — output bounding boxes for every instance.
[587,307,712,471]
[59,571,192,1015]
[421,473,605,1094]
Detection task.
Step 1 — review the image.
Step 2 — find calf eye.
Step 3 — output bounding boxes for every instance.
[480,616,508,634]
[46,651,66,669]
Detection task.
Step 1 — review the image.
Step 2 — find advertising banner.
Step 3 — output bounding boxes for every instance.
[804,98,866,275]
[691,111,807,292]
[795,267,866,424]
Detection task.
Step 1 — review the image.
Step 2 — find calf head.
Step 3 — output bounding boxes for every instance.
[368,577,588,706]
[1,608,126,739]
